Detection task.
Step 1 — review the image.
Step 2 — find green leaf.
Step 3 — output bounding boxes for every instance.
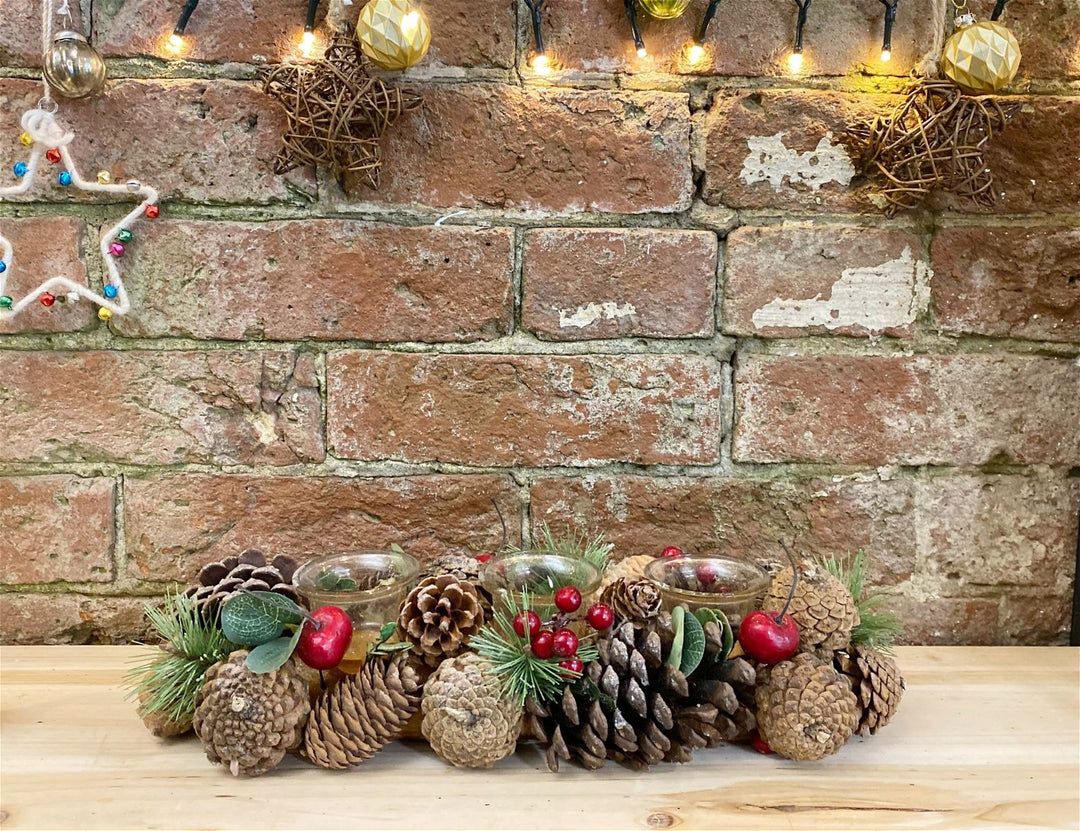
[316,569,357,592]
[389,543,406,554]
[666,605,686,670]
[245,628,303,674]
[680,609,706,676]
[719,610,734,662]
[220,591,303,646]
[379,621,397,641]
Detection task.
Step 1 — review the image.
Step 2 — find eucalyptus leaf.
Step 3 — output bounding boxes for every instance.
[666,605,686,670]
[679,609,706,677]
[245,628,303,674]
[220,591,303,646]
[243,591,306,623]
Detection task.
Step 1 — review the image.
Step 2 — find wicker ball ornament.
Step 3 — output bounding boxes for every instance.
[357,0,431,70]
[941,18,1021,94]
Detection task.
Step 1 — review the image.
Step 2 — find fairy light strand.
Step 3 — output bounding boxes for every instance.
[623,0,647,57]
[172,0,201,40]
[789,0,812,71]
[695,0,724,45]
[879,0,898,61]
[524,0,548,69]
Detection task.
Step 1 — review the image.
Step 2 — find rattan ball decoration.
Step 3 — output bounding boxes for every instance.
[357,0,431,70]
[941,18,1021,94]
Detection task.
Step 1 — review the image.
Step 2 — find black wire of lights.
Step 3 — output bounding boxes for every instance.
[878,0,899,62]
[788,0,812,72]
[167,0,201,51]
[525,0,552,72]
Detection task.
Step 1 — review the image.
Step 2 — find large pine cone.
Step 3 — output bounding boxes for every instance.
[762,564,860,651]
[835,645,904,735]
[193,650,311,777]
[421,653,522,768]
[398,575,485,667]
[303,652,422,769]
[599,577,663,627]
[599,555,655,592]
[755,652,859,761]
[185,549,300,622]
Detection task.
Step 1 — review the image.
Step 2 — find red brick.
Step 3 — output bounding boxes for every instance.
[734,354,1080,466]
[93,0,513,68]
[0,0,84,67]
[723,226,928,338]
[111,221,514,342]
[123,473,520,581]
[0,217,94,335]
[997,593,1073,645]
[0,476,115,584]
[0,351,322,466]
[931,227,1080,342]
[702,90,889,212]
[522,229,716,340]
[328,353,724,466]
[534,0,943,77]
[886,595,1002,645]
[368,85,692,214]
[0,79,314,205]
[529,475,915,584]
[0,594,154,644]
[1004,0,1080,81]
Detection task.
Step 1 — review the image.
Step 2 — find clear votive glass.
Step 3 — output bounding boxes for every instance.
[479,551,602,618]
[643,554,770,629]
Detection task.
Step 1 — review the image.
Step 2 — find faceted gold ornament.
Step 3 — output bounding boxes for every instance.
[941,20,1021,94]
[638,0,693,20]
[357,0,431,71]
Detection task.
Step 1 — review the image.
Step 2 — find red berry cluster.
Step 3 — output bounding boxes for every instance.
[512,585,614,677]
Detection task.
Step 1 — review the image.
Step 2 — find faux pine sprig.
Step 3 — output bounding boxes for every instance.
[515,523,614,574]
[819,550,904,653]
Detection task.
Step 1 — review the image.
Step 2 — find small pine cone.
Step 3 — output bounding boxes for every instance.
[762,564,859,651]
[755,652,859,762]
[600,555,655,592]
[398,575,485,667]
[185,549,300,622]
[303,652,422,769]
[835,644,904,735]
[422,553,494,618]
[193,650,311,777]
[599,577,663,627]
[421,653,522,768]
[138,689,192,738]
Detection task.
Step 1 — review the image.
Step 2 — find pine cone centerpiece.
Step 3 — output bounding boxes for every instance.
[599,577,663,627]
[398,574,485,667]
[186,549,300,622]
[303,651,422,769]
[193,650,311,777]
[600,555,655,591]
[421,653,522,768]
[762,564,860,651]
[835,644,904,735]
[755,652,859,761]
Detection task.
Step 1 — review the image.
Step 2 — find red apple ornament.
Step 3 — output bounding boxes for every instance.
[296,605,353,670]
[736,539,801,664]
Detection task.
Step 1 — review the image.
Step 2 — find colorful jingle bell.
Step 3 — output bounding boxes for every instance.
[941,7,1021,94]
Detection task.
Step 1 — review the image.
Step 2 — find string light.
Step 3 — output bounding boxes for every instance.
[623,0,647,59]
[788,0,812,73]
[168,0,201,50]
[687,43,706,64]
[523,0,550,74]
[692,0,723,56]
[788,50,804,72]
[300,0,321,55]
[531,52,552,74]
[878,0,898,64]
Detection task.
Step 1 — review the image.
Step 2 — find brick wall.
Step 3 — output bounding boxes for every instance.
[1,0,1077,645]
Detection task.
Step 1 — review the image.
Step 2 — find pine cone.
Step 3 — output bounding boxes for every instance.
[599,577,663,627]
[193,650,311,777]
[398,575,485,667]
[303,651,422,769]
[421,653,522,768]
[422,553,494,618]
[599,555,655,592]
[762,564,859,651]
[185,549,300,622]
[835,644,904,735]
[755,652,859,761]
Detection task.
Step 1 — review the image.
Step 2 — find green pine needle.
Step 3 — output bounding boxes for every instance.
[517,523,614,574]
[819,550,904,653]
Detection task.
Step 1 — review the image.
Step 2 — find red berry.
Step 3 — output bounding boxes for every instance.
[558,658,584,677]
[474,553,493,563]
[554,585,582,613]
[513,610,541,639]
[585,603,614,630]
[295,606,353,670]
[552,628,579,658]
[531,630,555,659]
[750,730,773,755]
[697,563,721,586]
[738,610,800,664]
[661,546,683,559]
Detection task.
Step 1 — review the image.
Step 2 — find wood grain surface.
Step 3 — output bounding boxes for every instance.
[0,646,1077,830]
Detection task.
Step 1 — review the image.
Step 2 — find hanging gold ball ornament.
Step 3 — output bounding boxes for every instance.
[42,31,107,99]
[941,18,1021,95]
[357,0,431,71]
[638,0,693,20]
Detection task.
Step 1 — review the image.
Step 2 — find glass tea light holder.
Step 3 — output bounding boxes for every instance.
[293,550,420,673]
[643,554,770,628]
[479,551,602,618]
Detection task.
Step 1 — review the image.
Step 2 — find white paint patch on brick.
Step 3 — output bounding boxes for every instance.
[751,246,931,334]
[740,132,855,192]
[559,301,638,329]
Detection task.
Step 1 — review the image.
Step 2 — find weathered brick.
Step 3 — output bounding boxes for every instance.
[522,228,716,340]
[0,476,115,584]
[0,216,94,335]
[1004,0,1080,81]
[931,226,1080,342]
[123,473,520,581]
[328,353,724,466]
[0,0,84,67]
[734,354,1080,466]
[885,595,1001,645]
[0,351,323,466]
[111,220,514,342]
[368,85,692,214]
[702,90,889,212]
[533,0,943,77]
[530,475,915,584]
[997,592,1073,645]
[0,594,154,644]
[723,226,928,338]
[93,0,513,68]
[0,79,314,205]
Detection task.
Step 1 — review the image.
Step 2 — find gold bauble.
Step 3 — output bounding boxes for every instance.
[638,0,693,19]
[357,0,431,71]
[42,31,106,99]
[941,20,1021,95]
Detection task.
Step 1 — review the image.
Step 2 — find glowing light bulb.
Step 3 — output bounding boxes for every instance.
[531,53,552,75]
[402,10,421,37]
[880,48,891,62]
[167,33,184,52]
[299,30,316,56]
[687,43,706,64]
[787,50,803,73]
[637,46,648,58]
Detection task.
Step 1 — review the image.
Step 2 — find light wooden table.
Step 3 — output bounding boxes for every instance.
[1,646,1077,830]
